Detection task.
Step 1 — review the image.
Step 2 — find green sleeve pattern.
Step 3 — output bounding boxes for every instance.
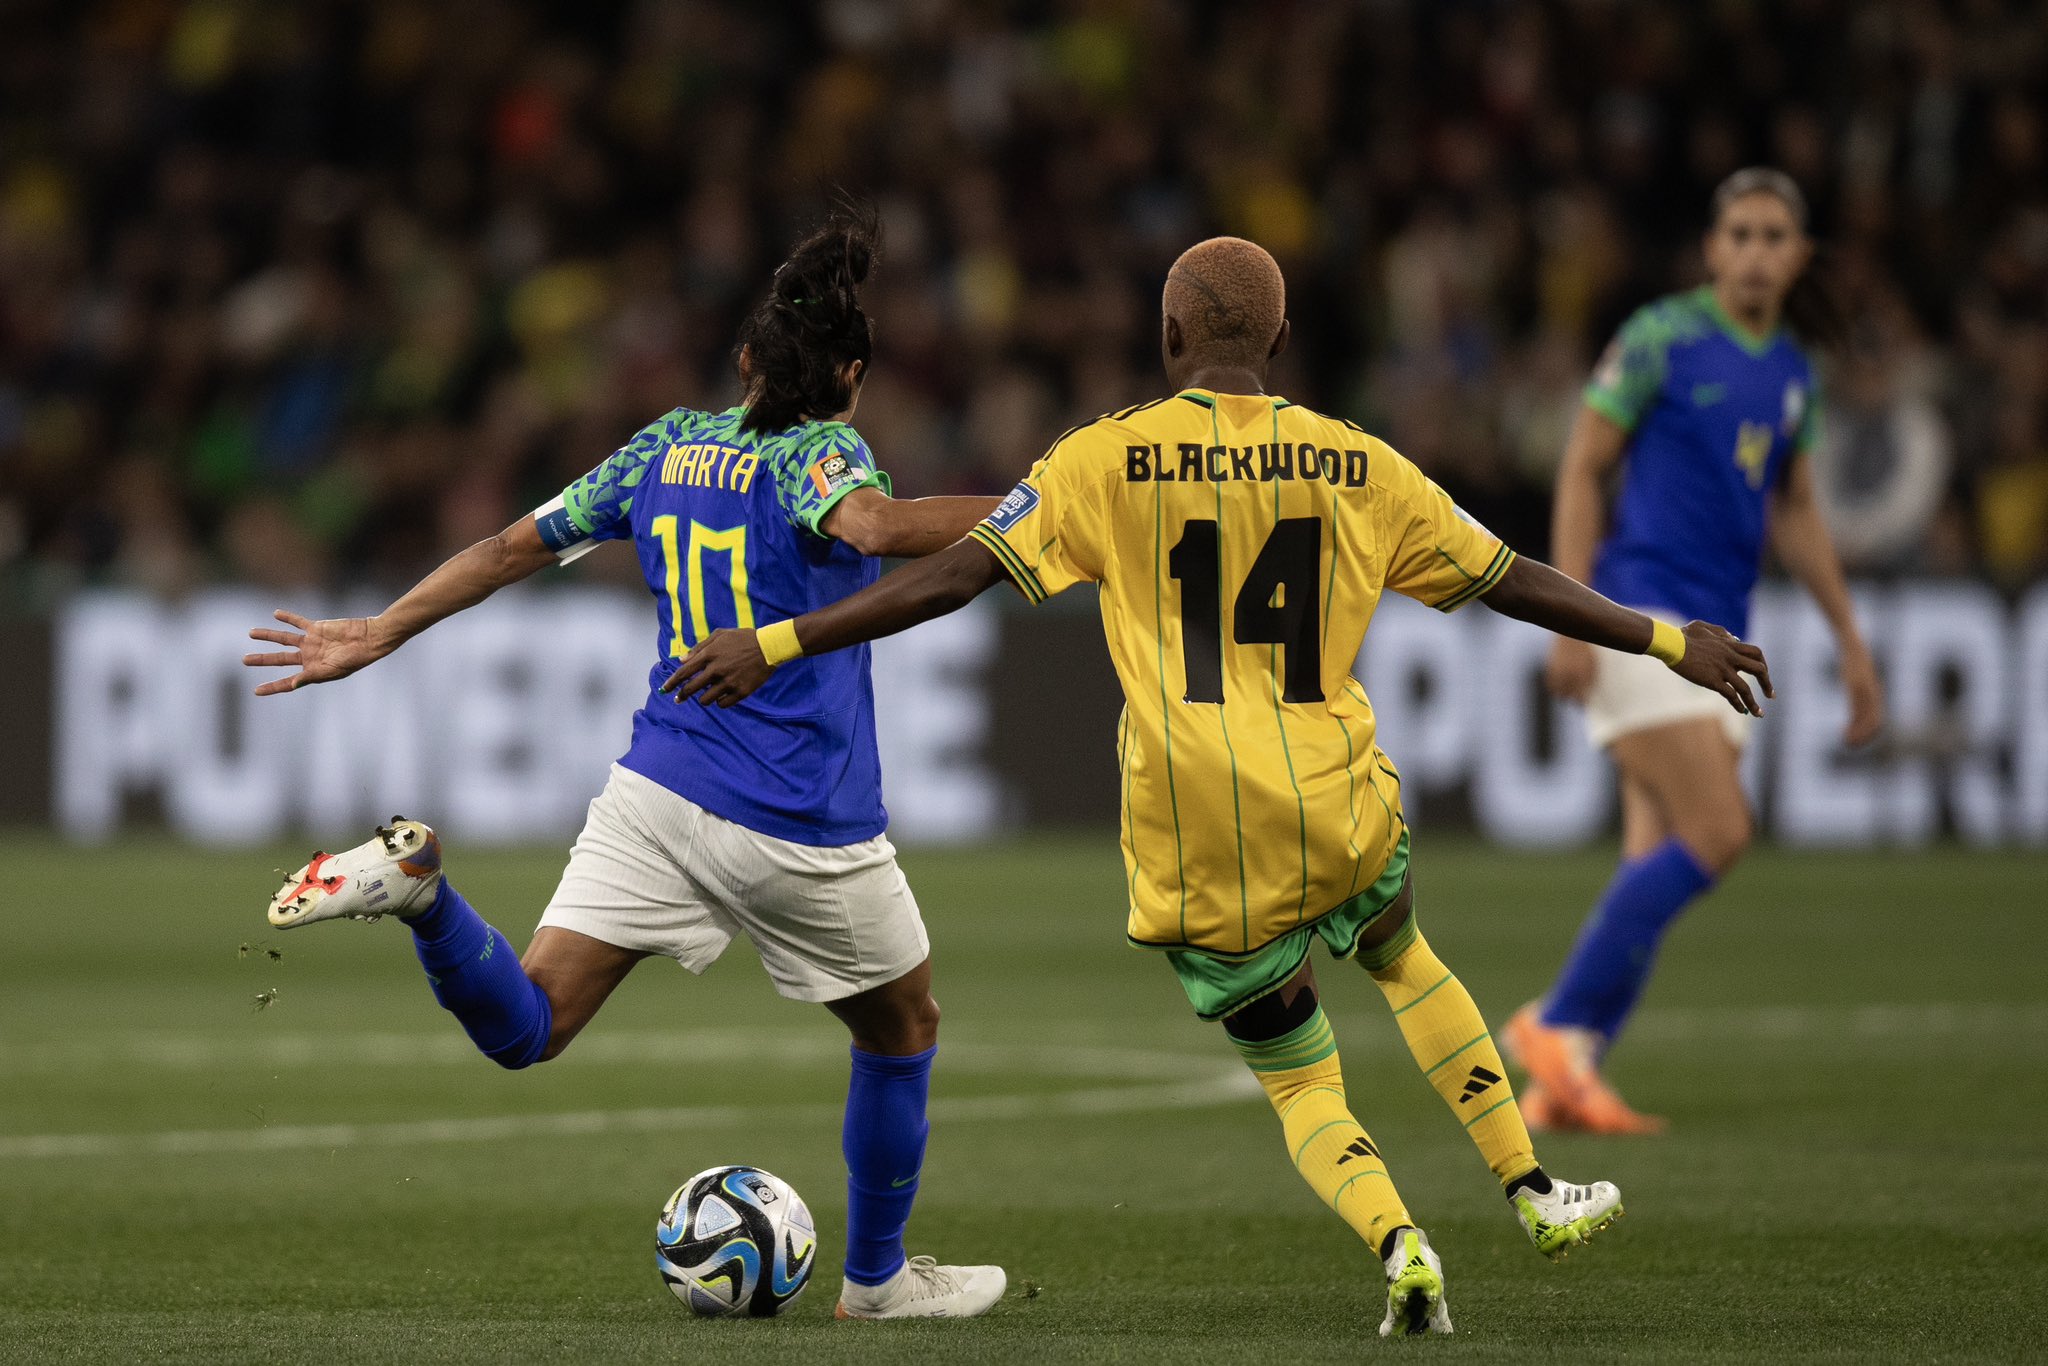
[771,422,891,536]
[1583,307,1675,433]
[1795,365,1823,456]
[560,413,677,540]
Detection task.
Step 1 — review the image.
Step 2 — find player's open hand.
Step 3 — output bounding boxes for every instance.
[1838,642,1885,748]
[664,628,774,708]
[1670,620,1773,717]
[1545,636,1597,702]
[243,611,389,696]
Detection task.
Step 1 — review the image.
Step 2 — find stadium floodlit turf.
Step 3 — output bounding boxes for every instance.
[1,833,2042,1363]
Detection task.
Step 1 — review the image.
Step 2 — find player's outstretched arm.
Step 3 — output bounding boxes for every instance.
[242,514,558,696]
[1769,459,1884,745]
[1481,554,1774,717]
[664,538,1008,707]
[1544,407,1629,702]
[823,488,1004,558]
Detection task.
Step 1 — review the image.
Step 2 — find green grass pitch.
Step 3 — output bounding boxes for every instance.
[2,833,2043,1363]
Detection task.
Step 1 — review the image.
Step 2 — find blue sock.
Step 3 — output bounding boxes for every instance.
[406,879,553,1070]
[840,1043,935,1287]
[1541,838,1715,1042]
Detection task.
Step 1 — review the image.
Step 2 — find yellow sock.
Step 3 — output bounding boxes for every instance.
[1230,1006,1413,1254]
[1363,928,1538,1187]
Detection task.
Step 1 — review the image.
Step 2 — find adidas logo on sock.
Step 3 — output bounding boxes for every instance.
[1457,1066,1503,1103]
[1336,1136,1380,1165]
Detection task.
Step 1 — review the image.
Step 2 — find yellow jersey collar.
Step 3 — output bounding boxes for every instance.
[1176,388,1292,411]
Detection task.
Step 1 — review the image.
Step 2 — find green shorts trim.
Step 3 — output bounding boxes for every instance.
[1166,830,1412,1022]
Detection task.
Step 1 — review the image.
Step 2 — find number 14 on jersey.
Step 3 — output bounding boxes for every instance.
[1168,517,1324,705]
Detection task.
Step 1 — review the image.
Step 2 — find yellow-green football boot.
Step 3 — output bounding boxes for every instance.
[1378,1228,1453,1337]
[1512,1176,1623,1260]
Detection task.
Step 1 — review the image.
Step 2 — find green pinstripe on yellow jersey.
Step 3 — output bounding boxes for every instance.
[971,389,1512,956]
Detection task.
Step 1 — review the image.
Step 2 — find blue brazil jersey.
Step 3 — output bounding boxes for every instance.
[1584,286,1819,639]
[535,407,892,846]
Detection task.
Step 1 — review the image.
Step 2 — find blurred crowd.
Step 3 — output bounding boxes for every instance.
[1,0,2044,601]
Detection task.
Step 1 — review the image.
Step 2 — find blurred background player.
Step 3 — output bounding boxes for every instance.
[669,235,1777,1336]
[243,207,1009,1320]
[1505,170,1887,1135]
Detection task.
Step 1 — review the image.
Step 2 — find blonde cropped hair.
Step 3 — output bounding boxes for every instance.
[1162,236,1287,369]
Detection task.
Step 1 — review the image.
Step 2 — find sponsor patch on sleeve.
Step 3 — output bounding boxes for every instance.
[1450,502,1496,538]
[806,453,864,497]
[985,481,1040,532]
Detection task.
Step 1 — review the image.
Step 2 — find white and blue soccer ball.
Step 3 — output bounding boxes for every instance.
[657,1165,816,1317]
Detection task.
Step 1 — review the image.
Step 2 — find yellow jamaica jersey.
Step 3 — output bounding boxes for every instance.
[967,389,1513,958]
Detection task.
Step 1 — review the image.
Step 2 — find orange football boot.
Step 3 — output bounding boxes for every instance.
[1523,1081,1564,1130]
[1502,1004,1593,1110]
[1516,1081,1574,1133]
[1570,1073,1669,1136]
[1504,1003,1668,1135]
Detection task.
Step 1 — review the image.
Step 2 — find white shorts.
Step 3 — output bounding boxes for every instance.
[1584,611,1754,751]
[536,765,930,1003]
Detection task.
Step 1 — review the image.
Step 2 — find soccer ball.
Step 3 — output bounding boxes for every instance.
[656,1165,817,1317]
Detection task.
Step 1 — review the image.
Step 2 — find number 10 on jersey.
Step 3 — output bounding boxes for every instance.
[1168,517,1325,705]
[652,515,755,656]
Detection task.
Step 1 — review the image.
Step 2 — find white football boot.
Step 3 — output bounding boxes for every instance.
[835,1255,1007,1320]
[267,818,443,929]
[1378,1227,1453,1337]
[1512,1175,1624,1260]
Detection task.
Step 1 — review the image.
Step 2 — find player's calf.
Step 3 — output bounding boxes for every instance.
[1221,984,1422,1265]
[1362,927,1539,1186]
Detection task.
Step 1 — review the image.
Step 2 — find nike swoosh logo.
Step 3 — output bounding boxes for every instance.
[891,1176,917,1188]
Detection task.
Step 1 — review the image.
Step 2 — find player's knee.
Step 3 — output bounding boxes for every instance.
[1354,883,1417,979]
[1681,805,1753,873]
[855,990,939,1055]
[1224,981,1320,1043]
[900,990,941,1051]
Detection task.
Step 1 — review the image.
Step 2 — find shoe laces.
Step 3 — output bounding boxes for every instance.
[897,1255,958,1302]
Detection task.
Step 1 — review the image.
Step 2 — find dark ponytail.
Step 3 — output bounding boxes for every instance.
[736,202,881,435]
[1709,166,1846,350]
[1782,253,1848,351]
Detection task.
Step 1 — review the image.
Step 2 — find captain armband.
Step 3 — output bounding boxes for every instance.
[531,494,599,564]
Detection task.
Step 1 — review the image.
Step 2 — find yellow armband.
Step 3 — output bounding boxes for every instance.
[1645,618,1686,667]
[757,619,803,666]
